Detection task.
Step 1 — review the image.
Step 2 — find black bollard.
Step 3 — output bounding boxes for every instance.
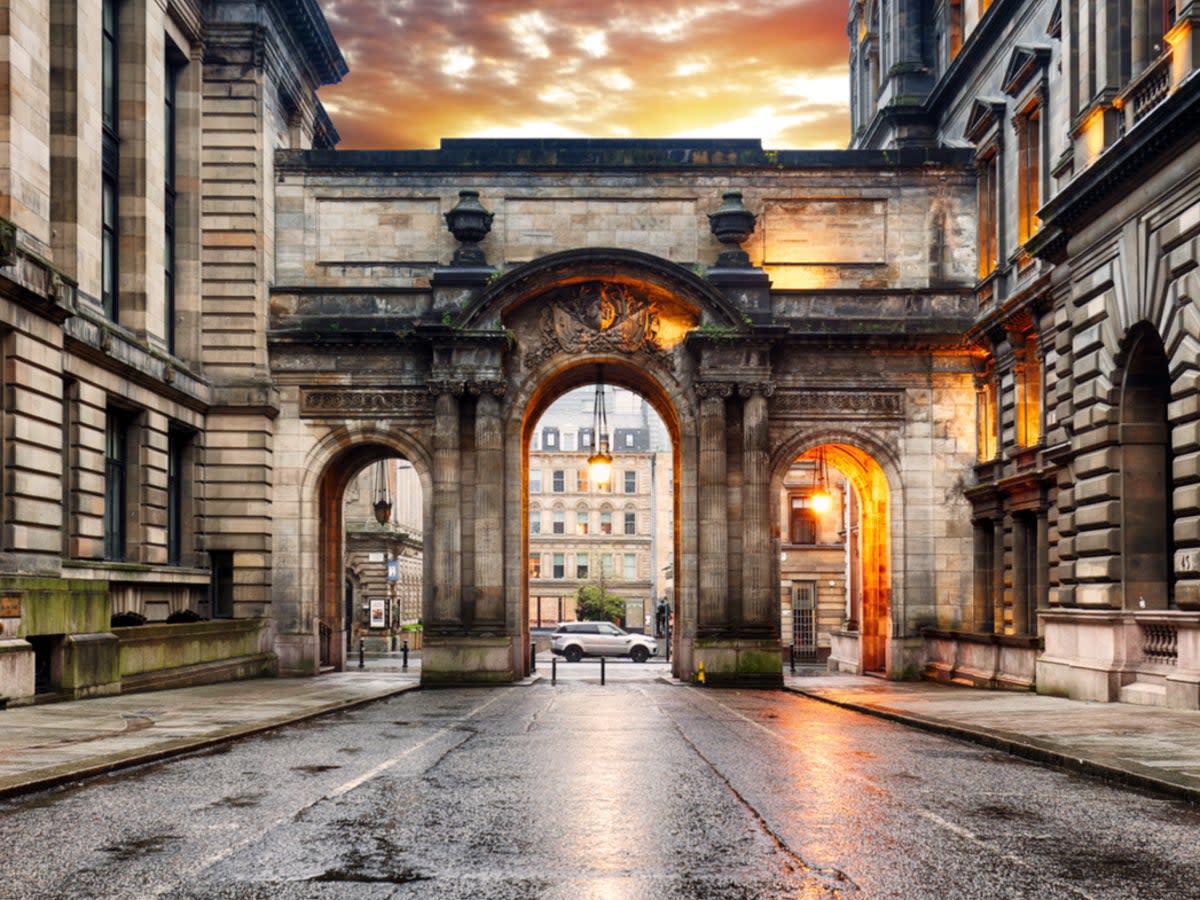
[601,655,606,686]
[402,639,409,670]
[552,656,557,686]
[531,640,537,673]
[358,637,365,669]
[790,644,795,674]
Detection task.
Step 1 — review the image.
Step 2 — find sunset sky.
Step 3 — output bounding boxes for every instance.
[317,1,851,151]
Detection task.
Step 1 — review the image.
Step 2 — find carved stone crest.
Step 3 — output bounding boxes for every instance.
[524,282,666,370]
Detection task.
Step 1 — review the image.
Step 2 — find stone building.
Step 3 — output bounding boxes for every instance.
[3,0,1194,705]
[851,0,1200,706]
[527,387,671,634]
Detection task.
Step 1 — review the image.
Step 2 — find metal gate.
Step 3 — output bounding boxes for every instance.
[792,581,818,663]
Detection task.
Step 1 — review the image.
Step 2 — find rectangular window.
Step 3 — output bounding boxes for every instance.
[623,554,636,580]
[544,428,557,448]
[575,512,589,535]
[529,468,541,493]
[977,372,998,461]
[210,550,234,618]
[789,497,817,545]
[104,411,128,560]
[552,510,565,534]
[529,554,542,578]
[1016,335,1042,447]
[552,469,565,493]
[576,468,588,492]
[552,553,565,579]
[563,433,575,451]
[977,150,998,280]
[101,0,119,321]
[529,509,541,534]
[167,430,185,565]
[600,511,613,535]
[624,470,637,493]
[576,553,588,579]
[1016,105,1041,246]
[600,554,614,577]
[624,511,636,535]
[164,48,184,354]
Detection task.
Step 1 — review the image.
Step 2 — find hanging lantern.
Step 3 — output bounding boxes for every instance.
[372,459,393,525]
[810,446,833,514]
[587,368,613,485]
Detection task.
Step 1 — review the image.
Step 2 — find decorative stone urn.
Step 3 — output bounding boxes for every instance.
[444,189,494,265]
[707,190,757,267]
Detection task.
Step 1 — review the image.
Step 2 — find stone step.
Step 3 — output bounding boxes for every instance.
[1118,680,1168,707]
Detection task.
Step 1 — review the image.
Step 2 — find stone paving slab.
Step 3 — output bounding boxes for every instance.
[785,673,1200,803]
[0,672,419,798]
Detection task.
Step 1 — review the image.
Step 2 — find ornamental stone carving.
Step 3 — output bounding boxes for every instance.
[524,282,667,370]
[301,389,433,416]
[695,382,735,399]
[773,390,903,417]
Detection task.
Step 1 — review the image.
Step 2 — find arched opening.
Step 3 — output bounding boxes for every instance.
[318,445,426,670]
[778,441,891,674]
[1119,324,1174,610]
[520,360,682,677]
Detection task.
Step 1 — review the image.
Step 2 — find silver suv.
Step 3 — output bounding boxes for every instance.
[550,621,658,663]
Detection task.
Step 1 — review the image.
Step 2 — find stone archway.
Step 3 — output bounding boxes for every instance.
[773,435,895,676]
[420,248,784,686]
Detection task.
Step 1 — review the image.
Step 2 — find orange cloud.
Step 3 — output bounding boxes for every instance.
[318,0,850,150]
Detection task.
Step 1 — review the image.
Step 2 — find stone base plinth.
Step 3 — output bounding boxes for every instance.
[0,639,34,706]
[828,630,861,674]
[422,635,515,685]
[275,633,321,677]
[693,638,783,688]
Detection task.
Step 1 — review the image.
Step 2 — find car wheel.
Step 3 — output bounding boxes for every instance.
[564,645,583,663]
[630,645,649,663]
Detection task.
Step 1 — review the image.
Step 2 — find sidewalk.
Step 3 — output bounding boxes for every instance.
[784,672,1200,804]
[0,668,419,798]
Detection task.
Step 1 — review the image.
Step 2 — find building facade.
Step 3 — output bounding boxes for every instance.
[851,0,1200,706]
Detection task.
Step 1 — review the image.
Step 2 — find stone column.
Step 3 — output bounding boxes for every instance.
[473,385,505,630]
[431,382,464,628]
[1036,511,1050,634]
[740,383,772,629]
[698,382,731,631]
[1013,516,1031,635]
[972,520,993,633]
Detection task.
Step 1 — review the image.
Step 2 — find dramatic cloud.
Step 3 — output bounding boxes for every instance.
[318,0,850,150]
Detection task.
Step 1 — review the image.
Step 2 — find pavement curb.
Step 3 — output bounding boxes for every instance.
[0,682,420,801]
[784,685,1200,806]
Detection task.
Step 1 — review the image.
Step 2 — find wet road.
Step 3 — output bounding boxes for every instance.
[2,677,1199,899]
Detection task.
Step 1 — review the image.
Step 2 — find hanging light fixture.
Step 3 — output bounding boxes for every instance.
[810,446,833,514]
[587,367,613,485]
[372,459,393,525]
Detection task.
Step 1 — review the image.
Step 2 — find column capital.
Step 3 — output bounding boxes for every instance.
[738,381,775,399]
[466,379,507,398]
[696,381,734,400]
[428,378,466,397]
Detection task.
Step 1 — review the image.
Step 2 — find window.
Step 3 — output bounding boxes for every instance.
[976,368,999,461]
[600,511,613,534]
[1016,103,1041,246]
[529,508,541,534]
[104,411,128,560]
[576,554,589,579]
[624,433,634,448]
[164,48,184,353]
[789,497,817,545]
[576,468,588,492]
[210,550,234,618]
[624,470,636,493]
[977,150,998,279]
[624,511,636,535]
[101,0,119,321]
[166,430,187,565]
[552,510,565,534]
[543,428,557,448]
[623,554,636,580]
[1015,333,1042,447]
[552,469,565,493]
[529,554,542,578]
[529,468,541,493]
[563,433,575,451]
[600,553,614,577]
[575,511,588,535]
[552,553,565,579]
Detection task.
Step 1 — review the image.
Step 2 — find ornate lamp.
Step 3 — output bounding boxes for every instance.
[810,446,833,514]
[372,459,393,525]
[587,369,613,486]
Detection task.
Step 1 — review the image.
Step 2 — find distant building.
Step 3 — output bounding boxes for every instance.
[527,388,671,633]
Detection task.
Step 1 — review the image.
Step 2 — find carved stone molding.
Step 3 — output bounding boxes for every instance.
[695,381,735,400]
[773,390,904,418]
[524,281,668,370]
[738,381,775,398]
[301,388,433,416]
[466,379,507,398]
[426,379,467,397]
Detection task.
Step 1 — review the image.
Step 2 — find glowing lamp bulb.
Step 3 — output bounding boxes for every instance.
[588,452,612,486]
[810,490,833,514]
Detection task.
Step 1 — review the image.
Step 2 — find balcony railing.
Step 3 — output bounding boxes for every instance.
[1141,622,1179,666]
[1122,50,1173,131]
